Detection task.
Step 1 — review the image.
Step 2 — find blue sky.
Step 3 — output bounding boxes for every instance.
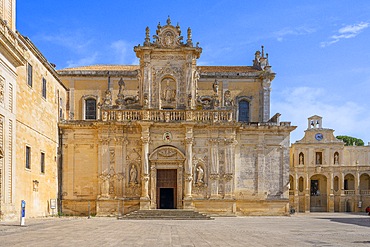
[17,1,370,144]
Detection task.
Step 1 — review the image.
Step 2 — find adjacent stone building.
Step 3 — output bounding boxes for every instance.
[58,17,295,216]
[0,0,67,220]
[289,115,370,213]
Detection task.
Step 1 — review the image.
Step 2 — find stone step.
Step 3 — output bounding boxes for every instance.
[120,209,213,220]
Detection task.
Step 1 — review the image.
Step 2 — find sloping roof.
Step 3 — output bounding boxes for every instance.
[59,65,140,72]
[198,66,259,73]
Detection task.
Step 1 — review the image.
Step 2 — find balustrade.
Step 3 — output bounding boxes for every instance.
[101,109,234,123]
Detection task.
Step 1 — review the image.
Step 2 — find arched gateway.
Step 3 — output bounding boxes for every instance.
[149,146,186,209]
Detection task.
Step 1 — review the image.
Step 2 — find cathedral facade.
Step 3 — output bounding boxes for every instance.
[58,18,295,216]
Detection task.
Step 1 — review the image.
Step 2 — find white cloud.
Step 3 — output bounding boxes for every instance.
[274,26,316,42]
[66,52,99,68]
[272,86,370,144]
[321,22,369,47]
[109,40,139,65]
[38,31,93,54]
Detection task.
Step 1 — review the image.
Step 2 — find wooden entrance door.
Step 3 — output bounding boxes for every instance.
[157,169,177,209]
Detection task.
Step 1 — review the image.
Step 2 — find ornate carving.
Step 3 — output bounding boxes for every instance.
[223,173,233,181]
[185,137,193,145]
[158,148,177,157]
[102,89,112,106]
[224,90,234,107]
[209,174,219,180]
[152,17,183,48]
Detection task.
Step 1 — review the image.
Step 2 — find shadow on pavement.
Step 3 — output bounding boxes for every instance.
[320,217,370,228]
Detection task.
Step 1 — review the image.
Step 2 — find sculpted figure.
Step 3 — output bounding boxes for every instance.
[103,89,112,106]
[334,153,339,164]
[163,79,175,103]
[299,153,304,165]
[224,90,234,107]
[196,165,204,184]
[129,164,138,184]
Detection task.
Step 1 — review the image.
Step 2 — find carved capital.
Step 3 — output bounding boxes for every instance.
[141,174,150,182]
[209,174,219,180]
[141,136,150,144]
[223,173,233,181]
[185,137,194,145]
[185,174,193,182]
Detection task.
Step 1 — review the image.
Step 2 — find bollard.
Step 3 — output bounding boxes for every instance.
[20,200,26,226]
[88,201,91,219]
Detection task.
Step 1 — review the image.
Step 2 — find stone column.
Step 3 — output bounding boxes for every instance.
[261,77,271,122]
[328,173,334,212]
[224,137,236,199]
[140,123,151,209]
[209,138,220,198]
[355,171,360,212]
[304,173,310,213]
[184,125,194,208]
[256,135,266,195]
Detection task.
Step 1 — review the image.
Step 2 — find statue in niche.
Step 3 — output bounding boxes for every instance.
[224,90,234,107]
[196,165,204,184]
[299,153,304,165]
[162,79,176,103]
[334,153,339,164]
[129,164,138,184]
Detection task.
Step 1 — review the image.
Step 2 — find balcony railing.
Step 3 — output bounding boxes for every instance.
[344,190,355,195]
[101,109,234,123]
[360,190,370,195]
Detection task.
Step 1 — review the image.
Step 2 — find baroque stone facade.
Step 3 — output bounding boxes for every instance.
[290,116,370,213]
[58,18,295,216]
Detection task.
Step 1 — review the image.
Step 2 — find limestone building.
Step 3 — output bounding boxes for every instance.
[58,17,295,216]
[0,0,67,220]
[289,115,370,213]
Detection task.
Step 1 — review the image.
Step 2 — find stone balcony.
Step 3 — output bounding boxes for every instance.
[100,109,234,123]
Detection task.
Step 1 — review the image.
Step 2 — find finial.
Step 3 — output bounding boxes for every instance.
[157,22,161,29]
[187,27,193,46]
[266,53,269,66]
[144,26,150,45]
[167,16,171,25]
[261,45,265,58]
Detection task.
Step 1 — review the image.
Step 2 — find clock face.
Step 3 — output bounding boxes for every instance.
[315,133,323,141]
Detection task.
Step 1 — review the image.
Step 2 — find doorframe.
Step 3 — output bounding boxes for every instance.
[149,146,185,209]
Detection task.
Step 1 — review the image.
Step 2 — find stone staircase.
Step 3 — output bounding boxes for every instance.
[120,209,213,220]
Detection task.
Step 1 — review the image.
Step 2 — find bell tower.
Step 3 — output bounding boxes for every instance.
[134,17,202,110]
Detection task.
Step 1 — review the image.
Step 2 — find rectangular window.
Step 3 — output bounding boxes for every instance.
[85,99,97,120]
[27,63,33,87]
[40,152,45,174]
[26,146,31,169]
[42,77,47,98]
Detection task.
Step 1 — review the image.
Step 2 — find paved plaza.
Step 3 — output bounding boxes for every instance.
[0,213,369,246]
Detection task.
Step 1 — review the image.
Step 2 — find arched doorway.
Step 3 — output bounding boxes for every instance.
[149,146,185,209]
[310,174,328,212]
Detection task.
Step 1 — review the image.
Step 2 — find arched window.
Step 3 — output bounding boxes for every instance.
[85,98,97,120]
[238,100,250,122]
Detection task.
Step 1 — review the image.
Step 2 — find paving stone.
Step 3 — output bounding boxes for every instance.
[0,213,369,246]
